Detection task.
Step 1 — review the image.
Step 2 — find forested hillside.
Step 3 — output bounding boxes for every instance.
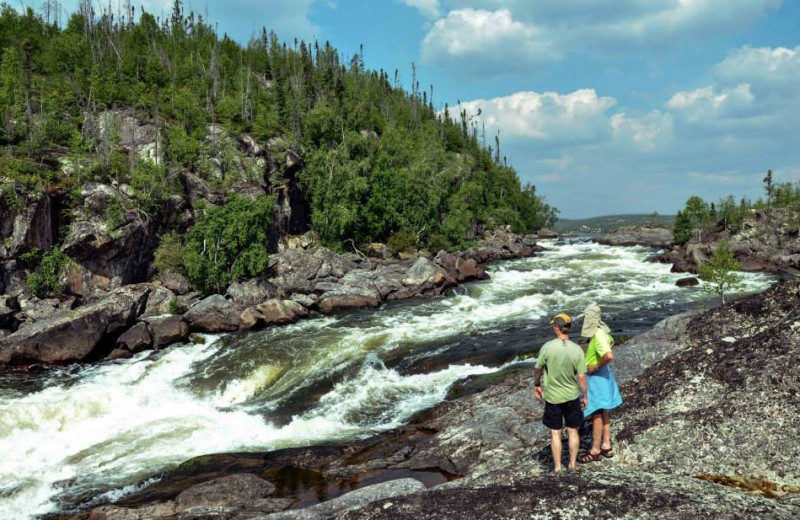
[0,1,556,297]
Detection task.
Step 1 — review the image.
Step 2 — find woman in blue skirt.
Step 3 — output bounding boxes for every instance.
[578,304,622,463]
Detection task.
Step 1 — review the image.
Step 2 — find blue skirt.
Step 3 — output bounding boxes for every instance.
[584,364,622,417]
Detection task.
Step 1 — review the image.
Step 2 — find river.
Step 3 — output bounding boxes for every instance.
[0,240,774,519]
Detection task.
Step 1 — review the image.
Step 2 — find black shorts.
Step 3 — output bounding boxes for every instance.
[543,398,583,430]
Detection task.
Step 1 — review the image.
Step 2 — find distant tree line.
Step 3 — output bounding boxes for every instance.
[673,171,800,245]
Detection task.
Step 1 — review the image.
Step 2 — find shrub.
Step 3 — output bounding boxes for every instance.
[184,195,275,294]
[426,234,451,254]
[27,249,69,298]
[699,240,743,304]
[387,230,417,255]
[153,231,187,275]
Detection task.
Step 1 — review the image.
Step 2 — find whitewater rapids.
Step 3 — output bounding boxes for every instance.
[0,241,773,519]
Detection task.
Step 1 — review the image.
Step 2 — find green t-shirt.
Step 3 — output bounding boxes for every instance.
[535,338,587,404]
[585,329,614,368]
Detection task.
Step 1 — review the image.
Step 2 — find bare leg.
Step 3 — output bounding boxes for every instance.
[590,413,603,455]
[550,429,563,472]
[601,410,612,451]
[566,427,580,469]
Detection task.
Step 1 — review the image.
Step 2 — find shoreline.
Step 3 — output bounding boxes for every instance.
[0,229,544,368]
[54,279,800,519]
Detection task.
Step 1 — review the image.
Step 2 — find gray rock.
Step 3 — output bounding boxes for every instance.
[254,300,308,326]
[18,297,60,322]
[88,502,176,520]
[0,284,150,365]
[161,272,190,295]
[176,473,276,511]
[402,257,440,286]
[184,295,241,332]
[318,293,380,314]
[227,279,279,310]
[536,228,558,239]
[597,226,673,248]
[262,478,426,520]
[143,287,176,317]
[144,315,189,348]
[117,321,152,352]
[289,293,317,308]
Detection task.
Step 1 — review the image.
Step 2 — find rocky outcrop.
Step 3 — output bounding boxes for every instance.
[597,225,673,248]
[651,208,800,275]
[0,230,542,364]
[80,282,800,519]
[0,285,150,364]
[183,295,241,332]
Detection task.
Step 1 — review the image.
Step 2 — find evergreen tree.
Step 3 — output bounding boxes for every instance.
[673,210,692,246]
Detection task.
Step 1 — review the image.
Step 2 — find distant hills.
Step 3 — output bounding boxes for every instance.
[554,214,675,234]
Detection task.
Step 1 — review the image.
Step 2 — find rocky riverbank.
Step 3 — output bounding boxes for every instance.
[0,229,543,366]
[650,208,800,275]
[58,280,800,520]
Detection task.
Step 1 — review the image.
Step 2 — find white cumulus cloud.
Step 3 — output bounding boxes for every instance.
[399,0,442,19]
[422,0,782,72]
[420,8,557,72]
[458,89,616,142]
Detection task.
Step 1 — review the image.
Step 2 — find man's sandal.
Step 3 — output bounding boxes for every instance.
[600,447,614,458]
[578,452,602,463]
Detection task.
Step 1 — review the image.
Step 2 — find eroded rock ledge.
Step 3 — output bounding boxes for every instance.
[61,281,800,519]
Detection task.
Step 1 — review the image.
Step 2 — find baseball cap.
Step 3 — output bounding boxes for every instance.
[550,312,571,327]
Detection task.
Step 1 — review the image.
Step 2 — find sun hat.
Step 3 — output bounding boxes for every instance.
[581,304,610,337]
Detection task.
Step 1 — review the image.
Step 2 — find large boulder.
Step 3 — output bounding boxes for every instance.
[117,321,152,352]
[160,272,190,295]
[254,299,308,326]
[318,293,381,314]
[597,226,673,248]
[402,257,442,286]
[143,315,189,348]
[226,278,279,310]
[183,295,241,332]
[0,285,150,364]
[536,228,558,239]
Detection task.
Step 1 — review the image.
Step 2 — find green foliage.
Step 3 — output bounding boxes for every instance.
[184,195,274,294]
[673,210,692,246]
[26,249,69,298]
[0,3,556,252]
[387,230,417,255]
[167,296,187,315]
[699,240,743,305]
[154,231,187,275]
[130,161,176,216]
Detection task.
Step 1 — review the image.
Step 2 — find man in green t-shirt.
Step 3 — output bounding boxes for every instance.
[534,312,588,472]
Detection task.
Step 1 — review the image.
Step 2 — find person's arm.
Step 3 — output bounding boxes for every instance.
[533,367,544,401]
[578,373,588,409]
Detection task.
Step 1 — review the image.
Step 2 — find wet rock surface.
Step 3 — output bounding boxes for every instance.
[69,281,800,519]
[597,225,673,248]
[0,285,150,364]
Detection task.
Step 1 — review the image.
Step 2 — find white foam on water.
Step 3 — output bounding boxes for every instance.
[0,241,775,519]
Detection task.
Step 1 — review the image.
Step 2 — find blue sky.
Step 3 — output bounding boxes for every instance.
[59,1,800,218]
